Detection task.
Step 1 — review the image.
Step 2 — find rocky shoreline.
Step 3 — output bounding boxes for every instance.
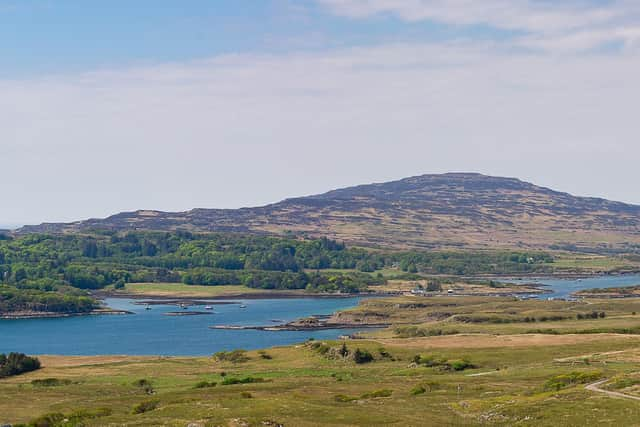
[210,312,389,332]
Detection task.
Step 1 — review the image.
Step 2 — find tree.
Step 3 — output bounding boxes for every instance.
[353,348,374,364]
[426,281,442,292]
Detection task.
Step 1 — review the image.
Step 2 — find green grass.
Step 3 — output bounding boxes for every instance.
[4,336,640,426]
[552,253,640,272]
[115,283,295,297]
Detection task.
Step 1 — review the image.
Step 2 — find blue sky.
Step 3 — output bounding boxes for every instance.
[0,0,525,77]
[2,0,640,224]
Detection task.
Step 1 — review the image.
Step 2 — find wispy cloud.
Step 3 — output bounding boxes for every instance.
[318,0,640,52]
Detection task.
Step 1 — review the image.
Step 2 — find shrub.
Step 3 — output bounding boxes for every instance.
[338,342,349,357]
[608,377,640,390]
[308,341,331,355]
[394,326,459,338]
[132,400,159,414]
[361,389,393,399]
[31,378,72,387]
[352,348,374,364]
[28,408,112,426]
[377,348,394,360]
[426,281,442,292]
[334,389,393,402]
[412,354,475,371]
[213,349,249,363]
[194,380,217,389]
[28,412,65,427]
[544,371,602,391]
[221,376,265,385]
[450,359,475,371]
[240,391,253,398]
[258,350,273,360]
[132,378,154,394]
[410,385,426,395]
[413,354,447,367]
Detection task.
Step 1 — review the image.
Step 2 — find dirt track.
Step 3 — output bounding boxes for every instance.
[586,379,640,401]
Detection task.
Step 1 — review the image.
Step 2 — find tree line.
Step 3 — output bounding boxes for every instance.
[0,230,554,313]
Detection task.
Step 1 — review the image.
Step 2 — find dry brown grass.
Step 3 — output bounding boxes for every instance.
[375,333,640,349]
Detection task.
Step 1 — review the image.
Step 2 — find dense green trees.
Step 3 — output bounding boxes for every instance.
[0,352,41,378]
[0,231,554,291]
[0,230,556,313]
[0,285,96,314]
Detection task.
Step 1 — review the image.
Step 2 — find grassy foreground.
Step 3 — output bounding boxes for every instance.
[3,335,640,426]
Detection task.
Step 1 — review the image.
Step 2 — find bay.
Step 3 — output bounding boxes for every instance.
[0,297,362,356]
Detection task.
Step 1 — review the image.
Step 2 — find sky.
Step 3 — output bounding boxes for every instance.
[2,0,640,227]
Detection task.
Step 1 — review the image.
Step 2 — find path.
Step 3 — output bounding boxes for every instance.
[585,379,640,401]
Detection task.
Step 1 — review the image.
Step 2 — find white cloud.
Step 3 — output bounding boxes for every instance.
[318,0,640,52]
[2,40,640,224]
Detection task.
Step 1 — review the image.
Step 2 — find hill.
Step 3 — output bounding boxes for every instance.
[18,173,640,251]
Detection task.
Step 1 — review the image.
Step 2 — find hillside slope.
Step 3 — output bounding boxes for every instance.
[19,173,640,251]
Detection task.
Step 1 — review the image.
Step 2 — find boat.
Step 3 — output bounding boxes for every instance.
[180,303,188,310]
[239,304,247,309]
[204,305,213,310]
[144,304,151,310]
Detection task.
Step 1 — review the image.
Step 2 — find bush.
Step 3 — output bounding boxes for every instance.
[240,391,253,398]
[426,281,442,292]
[608,377,640,390]
[352,348,374,364]
[410,385,426,395]
[450,359,475,371]
[132,378,154,394]
[132,400,159,414]
[31,378,72,387]
[308,341,330,355]
[394,326,459,338]
[221,376,265,385]
[258,350,273,360]
[361,389,393,399]
[0,352,41,378]
[213,349,249,363]
[544,371,602,391]
[28,412,65,427]
[377,347,394,360]
[194,380,217,389]
[28,408,112,426]
[334,389,393,402]
[412,354,475,371]
[413,354,447,367]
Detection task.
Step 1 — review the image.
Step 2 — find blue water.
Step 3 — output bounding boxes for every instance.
[4,276,640,356]
[517,274,640,299]
[0,298,362,356]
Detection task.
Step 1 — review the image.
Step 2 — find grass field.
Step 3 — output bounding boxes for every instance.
[552,253,639,272]
[3,335,640,426]
[111,283,307,298]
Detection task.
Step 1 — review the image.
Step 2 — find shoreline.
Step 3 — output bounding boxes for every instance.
[0,308,132,320]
